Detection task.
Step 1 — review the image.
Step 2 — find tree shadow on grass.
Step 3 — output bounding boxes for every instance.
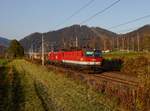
[0,67,25,111]
[12,69,25,111]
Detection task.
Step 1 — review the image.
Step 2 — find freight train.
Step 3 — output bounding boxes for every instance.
[48,49,103,70]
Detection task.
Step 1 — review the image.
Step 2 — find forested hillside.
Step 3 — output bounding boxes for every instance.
[20,24,150,52]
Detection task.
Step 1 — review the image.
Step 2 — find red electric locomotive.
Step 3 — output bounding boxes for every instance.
[48,49,103,69]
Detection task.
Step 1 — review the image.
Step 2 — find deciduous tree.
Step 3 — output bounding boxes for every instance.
[7,39,24,58]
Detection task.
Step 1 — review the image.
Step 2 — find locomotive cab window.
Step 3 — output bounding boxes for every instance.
[85,51,94,56]
[94,50,102,57]
[85,50,102,57]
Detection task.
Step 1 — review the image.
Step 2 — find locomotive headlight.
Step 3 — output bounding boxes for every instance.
[92,59,96,62]
[80,58,83,61]
[55,56,58,59]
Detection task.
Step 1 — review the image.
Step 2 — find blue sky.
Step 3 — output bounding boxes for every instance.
[0,0,150,40]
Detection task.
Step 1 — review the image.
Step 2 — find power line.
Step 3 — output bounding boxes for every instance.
[55,0,95,28]
[108,14,150,29]
[53,0,121,50]
[77,0,121,50]
[80,0,121,24]
[116,26,141,33]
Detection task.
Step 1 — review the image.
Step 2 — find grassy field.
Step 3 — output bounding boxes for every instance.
[1,56,149,111]
[0,59,9,66]
[8,59,118,111]
[103,51,150,75]
[103,51,150,110]
[103,51,146,59]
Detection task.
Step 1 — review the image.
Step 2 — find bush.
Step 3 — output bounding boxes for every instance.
[121,56,149,77]
[102,58,123,71]
[121,56,150,110]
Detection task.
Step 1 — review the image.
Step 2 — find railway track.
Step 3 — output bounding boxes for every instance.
[27,59,139,88]
[45,64,139,88]
[92,74,138,88]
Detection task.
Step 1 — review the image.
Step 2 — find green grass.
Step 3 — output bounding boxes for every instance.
[0,59,9,66]
[103,52,150,110]
[9,62,46,111]
[103,51,145,59]
[10,59,118,111]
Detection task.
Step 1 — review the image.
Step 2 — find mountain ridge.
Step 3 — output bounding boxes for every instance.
[0,37,10,47]
[20,25,116,52]
[20,24,150,52]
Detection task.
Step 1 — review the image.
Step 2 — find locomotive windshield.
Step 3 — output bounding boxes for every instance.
[86,51,94,56]
[85,50,102,57]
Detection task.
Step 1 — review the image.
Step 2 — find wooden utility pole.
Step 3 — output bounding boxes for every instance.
[62,38,66,49]
[112,37,115,51]
[75,36,78,48]
[122,36,124,50]
[137,32,140,51]
[29,42,34,60]
[117,36,119,51]
[50,43,54,52]
[103,39,106,51]
[132,37,135,51]
[127,37,130,51]
[42,33,44,66]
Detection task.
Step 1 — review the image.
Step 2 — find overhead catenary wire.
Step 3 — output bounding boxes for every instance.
[75,0,121,50]
[46,0,95,54]
[53,0,149,51]
[116,25,142,33]
[108,14,150,29]
[80,0,121,24]
[84,2,150,52]
[54,0,95,28]
[107,14,150,51]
